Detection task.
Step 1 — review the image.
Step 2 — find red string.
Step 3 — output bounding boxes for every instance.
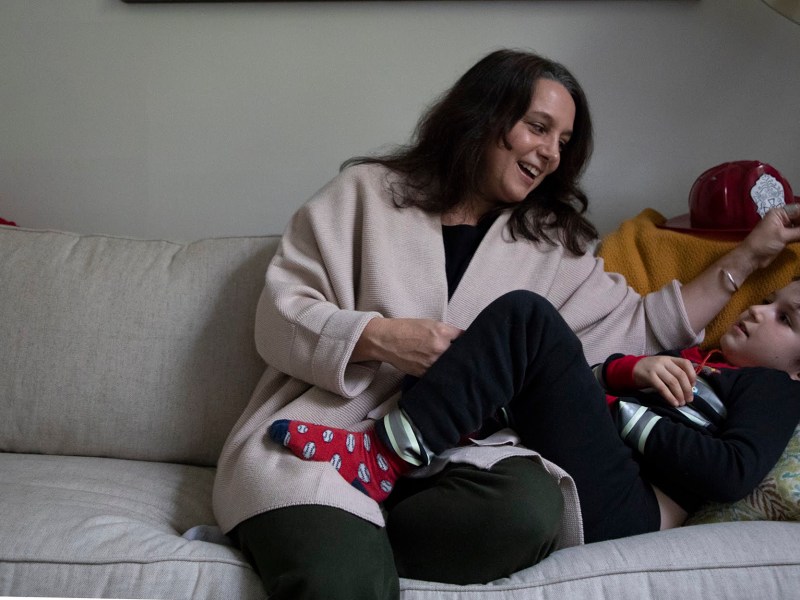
[693,348,727,374]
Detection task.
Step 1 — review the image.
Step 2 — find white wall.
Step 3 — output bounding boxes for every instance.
[1,0,798,240]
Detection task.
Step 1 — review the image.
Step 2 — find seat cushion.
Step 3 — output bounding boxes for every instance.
[0,453,266,599]
[5,451,796,600]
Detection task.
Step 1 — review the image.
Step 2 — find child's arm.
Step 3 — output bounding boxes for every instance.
[596,353,696,407]
[635,368,800,505]
[632,356,696,407]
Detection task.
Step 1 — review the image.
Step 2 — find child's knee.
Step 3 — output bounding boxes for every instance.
[490,290,559,322]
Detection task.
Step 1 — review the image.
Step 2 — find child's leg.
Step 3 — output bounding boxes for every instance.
[398,290,615,453]
[269,289,590,503]
[397,290,659,543]
[270,290,660,542]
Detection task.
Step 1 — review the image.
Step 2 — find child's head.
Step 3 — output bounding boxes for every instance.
[719,279,800,380]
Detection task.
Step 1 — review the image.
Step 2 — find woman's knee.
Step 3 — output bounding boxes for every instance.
[488,457,564,556]
[387,457,563,584]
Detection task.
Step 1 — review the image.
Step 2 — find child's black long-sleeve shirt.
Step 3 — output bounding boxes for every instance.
[596,348,800,512]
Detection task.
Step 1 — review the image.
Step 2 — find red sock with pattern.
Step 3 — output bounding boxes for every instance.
[268,419,413,503]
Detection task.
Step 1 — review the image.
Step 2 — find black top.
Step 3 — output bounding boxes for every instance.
[400,214,498,393]
[441,215,498,299]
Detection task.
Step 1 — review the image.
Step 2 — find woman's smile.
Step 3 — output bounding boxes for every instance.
[480,78,576,208]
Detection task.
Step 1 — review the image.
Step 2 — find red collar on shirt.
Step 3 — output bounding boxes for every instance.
[680,346,736,371]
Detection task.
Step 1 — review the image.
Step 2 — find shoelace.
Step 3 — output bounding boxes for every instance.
[693,348,727,374]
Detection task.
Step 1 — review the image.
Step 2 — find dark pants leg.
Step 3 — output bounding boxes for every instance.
[233,457,563,597]
[385,457,563,585]
[233,506,400,600]
[399,290,660,543]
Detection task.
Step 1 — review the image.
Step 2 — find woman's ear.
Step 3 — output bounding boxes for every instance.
[789,370,800,381]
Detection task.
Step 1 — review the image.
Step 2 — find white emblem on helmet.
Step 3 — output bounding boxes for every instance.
[751,173,785,218]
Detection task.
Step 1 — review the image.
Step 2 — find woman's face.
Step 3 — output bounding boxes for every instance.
[479,78,576,209]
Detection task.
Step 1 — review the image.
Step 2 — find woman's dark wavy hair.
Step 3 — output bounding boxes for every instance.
[342,48,597,255]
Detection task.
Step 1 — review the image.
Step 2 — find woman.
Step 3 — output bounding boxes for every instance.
[212,49,800,599]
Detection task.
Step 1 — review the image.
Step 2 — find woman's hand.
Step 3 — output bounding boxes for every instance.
[352,317,464,377]
[680,204,800,332]
[632,356,696,407]
[737,204,800,271]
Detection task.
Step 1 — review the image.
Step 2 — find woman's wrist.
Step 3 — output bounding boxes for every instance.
[680,245,758,331]
[715,245,759,292]
[351,317,385,363]
[721,269,740,293]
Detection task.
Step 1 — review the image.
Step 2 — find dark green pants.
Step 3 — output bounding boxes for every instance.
[233,457,563,600]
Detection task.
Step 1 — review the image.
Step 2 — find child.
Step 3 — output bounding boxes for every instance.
[268,283,800,542]
[594,277,800,516]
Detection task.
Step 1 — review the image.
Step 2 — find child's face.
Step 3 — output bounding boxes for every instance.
[720,280,800,379]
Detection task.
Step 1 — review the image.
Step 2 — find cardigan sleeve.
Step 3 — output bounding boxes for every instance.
[548,252,704,365]
[253,169,384,398]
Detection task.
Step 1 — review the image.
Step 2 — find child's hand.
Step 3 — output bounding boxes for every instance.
[632,356,696,407]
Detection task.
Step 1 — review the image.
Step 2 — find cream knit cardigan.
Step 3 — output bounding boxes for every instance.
[212,164,702,549]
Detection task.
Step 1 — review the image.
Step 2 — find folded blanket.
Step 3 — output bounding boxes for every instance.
[598,208,800,349]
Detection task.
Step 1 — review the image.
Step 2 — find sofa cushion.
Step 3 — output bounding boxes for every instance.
[6,451,796,600]
[0,452,266,599]
[399,521,800,599]
[0,226,279,465]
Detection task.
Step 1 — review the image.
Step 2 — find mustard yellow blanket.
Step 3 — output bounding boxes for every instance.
[598,208,800,349]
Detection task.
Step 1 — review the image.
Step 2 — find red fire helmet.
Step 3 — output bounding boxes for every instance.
[661,161,797,236]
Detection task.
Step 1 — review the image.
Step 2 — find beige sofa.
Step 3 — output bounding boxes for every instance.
[1,224,798,599]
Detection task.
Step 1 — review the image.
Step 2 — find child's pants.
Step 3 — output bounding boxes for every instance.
[399,289,661,543]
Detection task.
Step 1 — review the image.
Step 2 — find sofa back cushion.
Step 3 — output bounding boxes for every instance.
[0,226,279,466]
